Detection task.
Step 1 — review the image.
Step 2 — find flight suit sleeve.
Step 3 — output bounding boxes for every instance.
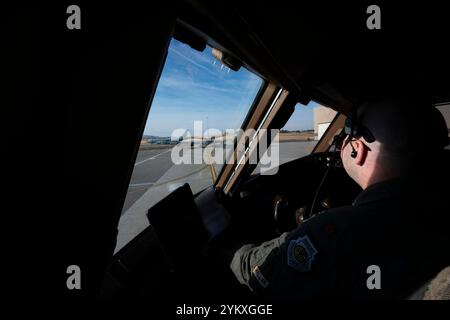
[230,214,340,298]
[230,233,289,287]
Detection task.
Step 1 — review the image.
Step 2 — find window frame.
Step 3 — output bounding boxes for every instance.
[218,96,343,195]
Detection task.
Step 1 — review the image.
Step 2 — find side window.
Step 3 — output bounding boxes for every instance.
[115,39,263,253]
[435,104,450,150]
[313,104,339,142]
[252,101,337,175]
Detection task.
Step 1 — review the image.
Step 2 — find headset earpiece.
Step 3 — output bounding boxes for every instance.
[349,134,358,158]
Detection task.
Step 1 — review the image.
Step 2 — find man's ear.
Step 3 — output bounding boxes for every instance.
[353,139,367,166]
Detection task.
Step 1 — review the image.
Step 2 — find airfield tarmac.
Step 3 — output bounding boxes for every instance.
[116,140,317,253]
[122,140,317,213]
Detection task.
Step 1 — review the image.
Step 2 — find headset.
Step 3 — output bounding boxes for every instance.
[309,110,376,218]
[343,110,376,158]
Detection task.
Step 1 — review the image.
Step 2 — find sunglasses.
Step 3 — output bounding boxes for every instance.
[331,113,376,152]
[344,112,376,143]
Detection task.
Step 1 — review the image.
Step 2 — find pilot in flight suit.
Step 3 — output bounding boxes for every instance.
[230,96,450,299]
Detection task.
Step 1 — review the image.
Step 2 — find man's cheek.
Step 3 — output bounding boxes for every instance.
[340,145,346,163]
[341,150,350,172]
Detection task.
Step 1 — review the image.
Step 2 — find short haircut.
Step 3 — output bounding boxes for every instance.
[357,95,448,156]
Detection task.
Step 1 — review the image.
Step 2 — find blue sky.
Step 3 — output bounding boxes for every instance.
[283,101,317,131]
[144,39,315,137]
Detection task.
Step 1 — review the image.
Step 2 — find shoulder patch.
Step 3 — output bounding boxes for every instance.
[287,235,318,272]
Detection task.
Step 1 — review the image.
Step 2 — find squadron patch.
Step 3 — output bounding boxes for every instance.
[287,235,317,272]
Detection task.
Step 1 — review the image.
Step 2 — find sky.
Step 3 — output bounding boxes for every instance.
[144,39,316,137]
[283,101,317,131]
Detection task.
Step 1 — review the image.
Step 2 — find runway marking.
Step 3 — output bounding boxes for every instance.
[129,182,155,187]
[134,149,172,166]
